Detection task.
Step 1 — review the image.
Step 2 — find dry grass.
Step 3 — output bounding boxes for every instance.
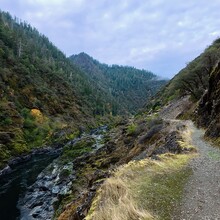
[86,153,194,220]
[181,125,193,143]
[178,124,197,152]
[86,176,153,220]
[131,154,193,220]
[86,121,196,220]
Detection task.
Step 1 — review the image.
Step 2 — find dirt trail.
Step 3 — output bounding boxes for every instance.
[174,120,220,220]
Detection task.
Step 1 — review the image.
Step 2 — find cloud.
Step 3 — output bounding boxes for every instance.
[1,0,220,78]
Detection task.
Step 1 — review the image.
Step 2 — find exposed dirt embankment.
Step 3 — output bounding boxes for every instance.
[159,95,192,120]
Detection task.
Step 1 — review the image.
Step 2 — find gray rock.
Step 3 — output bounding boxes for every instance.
[0,165,12,177]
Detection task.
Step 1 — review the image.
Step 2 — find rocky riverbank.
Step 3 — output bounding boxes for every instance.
[18,126,108,220]
[0,146,62,178]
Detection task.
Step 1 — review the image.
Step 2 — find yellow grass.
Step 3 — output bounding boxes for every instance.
[86,122,196,220]
[86,176,153,220]
[86,153,194,220]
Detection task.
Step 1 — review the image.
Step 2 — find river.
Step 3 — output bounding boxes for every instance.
[0,153,59,220]
[0,125,107,220]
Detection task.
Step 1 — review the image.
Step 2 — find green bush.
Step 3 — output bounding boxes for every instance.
[127,123,137,135]
[1,117,12,126]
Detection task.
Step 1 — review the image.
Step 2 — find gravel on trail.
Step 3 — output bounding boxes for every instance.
[174,120,220,220]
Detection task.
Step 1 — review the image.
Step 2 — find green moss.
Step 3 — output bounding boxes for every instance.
[61,138,95,162]
[65,130,80,140]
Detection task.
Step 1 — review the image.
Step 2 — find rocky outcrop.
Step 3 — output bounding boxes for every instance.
[0,146,62,178]
[0,165,12,176]
[18,126,108,220]
[159,96,192,120]
[151,131,182,155]
[196,61,220,139]
[19,161,75,220]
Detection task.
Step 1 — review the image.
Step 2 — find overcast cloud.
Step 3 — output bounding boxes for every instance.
[1,0,220,78]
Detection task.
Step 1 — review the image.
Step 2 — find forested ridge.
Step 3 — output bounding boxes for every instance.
[70,52,167,114]
[0,10,98,167]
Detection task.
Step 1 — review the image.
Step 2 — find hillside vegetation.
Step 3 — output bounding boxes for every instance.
[70,53,167,114]
[0,11,96,167]
[197,60,220,144]
[147,37,220,146]
[150,38,220,107]
[0,10,166,168]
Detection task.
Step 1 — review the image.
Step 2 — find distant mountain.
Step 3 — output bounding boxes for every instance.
[70,52,167,114]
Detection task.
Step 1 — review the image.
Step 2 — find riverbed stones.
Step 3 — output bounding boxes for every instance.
[18,126,107,219]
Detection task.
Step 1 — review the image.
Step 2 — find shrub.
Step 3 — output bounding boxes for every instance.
[127,123,137,135]
[146,115,163,129]
[1,117,12,126]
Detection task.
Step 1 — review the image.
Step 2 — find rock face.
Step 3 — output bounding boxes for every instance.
[0,165,12,176]
[197,61,220,139]
[19,161,75,220]
[18,126,107,220]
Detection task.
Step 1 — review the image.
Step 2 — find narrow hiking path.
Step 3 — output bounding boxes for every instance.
[174,120,220,220]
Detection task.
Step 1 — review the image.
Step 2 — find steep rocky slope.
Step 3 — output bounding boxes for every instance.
[148,38,220,112]
[196,61,220,142]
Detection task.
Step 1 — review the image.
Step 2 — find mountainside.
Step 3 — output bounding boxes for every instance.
[73,38,220,220]
[147,37,220,144]
[197,60,220,143]
[0,10,166,168]
[0,11,98,167]
[70,52,167,114]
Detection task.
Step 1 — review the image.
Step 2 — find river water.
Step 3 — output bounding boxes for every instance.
[0,125,107,220]
[0,154,58,220]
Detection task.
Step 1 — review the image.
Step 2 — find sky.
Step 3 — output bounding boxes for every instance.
[1,0,220,78]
